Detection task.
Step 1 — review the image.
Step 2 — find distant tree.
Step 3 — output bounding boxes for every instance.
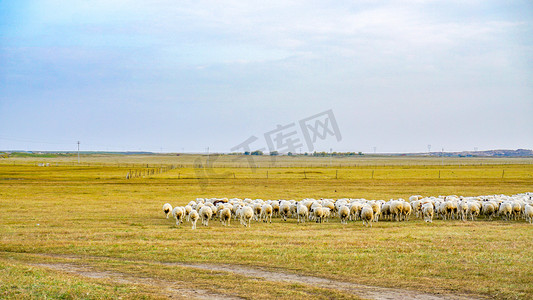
[287,152,293,156]
[270,151,279,156]
[244,151,250,155]
[251,150,263,156]
[358,152,363,155]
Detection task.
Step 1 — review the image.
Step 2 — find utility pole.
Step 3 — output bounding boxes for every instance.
[77,141,80,164]
[330,148,333,167]
[427,144,431,155]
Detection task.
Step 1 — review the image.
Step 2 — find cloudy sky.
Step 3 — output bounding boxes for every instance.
[1,1,532,153]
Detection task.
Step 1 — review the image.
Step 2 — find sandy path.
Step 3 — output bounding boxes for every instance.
[33,263,242,300]
[167,262,478,300]
[28,253,482,300]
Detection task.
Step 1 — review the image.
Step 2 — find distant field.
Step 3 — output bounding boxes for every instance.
[1,154,532,299]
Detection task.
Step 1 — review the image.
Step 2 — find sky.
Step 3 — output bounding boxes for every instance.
[1,0,532,153]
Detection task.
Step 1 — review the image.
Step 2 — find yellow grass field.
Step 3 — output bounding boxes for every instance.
[1,154,532,299]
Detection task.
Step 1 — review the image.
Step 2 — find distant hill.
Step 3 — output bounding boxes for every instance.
[428,149,533,157]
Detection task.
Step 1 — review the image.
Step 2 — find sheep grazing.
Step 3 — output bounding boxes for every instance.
[360,205,374,227]
[511,202,522,220]
[467,202,480,221]
[442,201,455,220]
[524,204,533,224]
[219,207,232,226]
[411,200,422,218]
[240,206,254,227]
[349,202,362,221]
[482,202,497,220]
[279,201,291,221]
[314,207,326,223]
[271,201,280,217]
[370,201,381,222]
[499,202,513,221]
[297,203,309,223]
[381,203,391,221]
[323,201,335,215]
[422,203,434,223]
[253,203,262,221]
[184,205,192,221]
[401,202,412,221]
[166,193,532,229]
[389,201,403,222]
[261,204,273,223]
[458,201,468,221]
[338,205,350,224]
[322,207,331,222]
[172,207,184,226]
[163,203,173,219]
[189,210,199,230]
[199,206,213,226]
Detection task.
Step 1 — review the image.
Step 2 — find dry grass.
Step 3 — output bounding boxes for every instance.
[1,155,532,299]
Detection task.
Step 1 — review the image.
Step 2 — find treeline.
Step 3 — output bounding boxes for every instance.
[228,151,364,156]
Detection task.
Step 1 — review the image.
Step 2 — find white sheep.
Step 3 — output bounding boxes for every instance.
[199,206,213,226]
[349,202,362,221]
[279,201,291,221]
[370,201,381,222]
[511,202,522,220]
[524,204,533,224]
[322,201,335,216]
[401,201,412,221]
[422,203,434,223]
[261,204,273,223]
[219,207,232,226]
[297,203,309,223]
[253,202,263,221]
[271,201,280,217]
[313,206,326,223]
[163,203,173,219]
[361,205,374,227]
[499,202,513,221]
[322,207,331,222]
[482,202,497,220]
[172,207,184,226]
[467,202,480,221]
[389,201,403,222]
[240,205,254,227]
[381,203,391,221]
[457,201,468,221]
[189,210,199,230]
[338,205,350,224]
[184,205,192,221]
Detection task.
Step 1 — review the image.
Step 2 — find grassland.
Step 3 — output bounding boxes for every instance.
[1,154,532,299]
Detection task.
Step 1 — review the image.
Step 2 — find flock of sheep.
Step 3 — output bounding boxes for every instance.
[162,192,533,229]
